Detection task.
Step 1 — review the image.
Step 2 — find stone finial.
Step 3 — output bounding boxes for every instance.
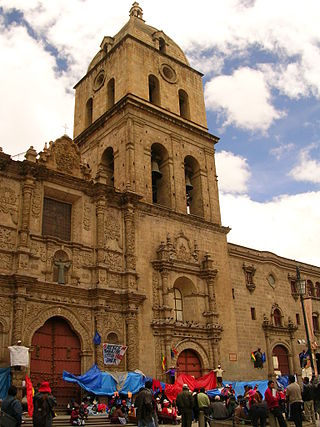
[25,146,37,162]
[129,2,143,20]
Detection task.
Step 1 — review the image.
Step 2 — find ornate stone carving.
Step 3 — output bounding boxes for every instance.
[0,226,16,250]
[0,252,13,270]
[243,263,256,292]
[0,180,18,224]
[38,136,81,177]
[104,250,123,271]
[83,202,91,231]
[32,183,42,218]
[30,241,47,262]
[108,273,122,288]
[155,232,199,265]
[152,271,160,308]
[104,209,122,251]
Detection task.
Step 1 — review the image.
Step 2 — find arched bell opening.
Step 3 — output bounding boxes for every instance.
[184,155,203,217]
[99,146,114,187]
[151,143,170,207]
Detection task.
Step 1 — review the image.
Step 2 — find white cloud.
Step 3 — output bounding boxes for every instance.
[221,191,320,266]
[215,150,251,193]
[205,67,284,132]
[270,143,295,161]
[0,21,74,155]
[289,145,320,184]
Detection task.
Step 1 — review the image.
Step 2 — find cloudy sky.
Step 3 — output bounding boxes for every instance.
[1,0,319,266]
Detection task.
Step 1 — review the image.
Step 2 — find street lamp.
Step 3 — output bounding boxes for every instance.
[296,266,315,377]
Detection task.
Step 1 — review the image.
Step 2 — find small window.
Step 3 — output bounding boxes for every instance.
[268,274,275,287]
[251,307,256,320]
[85,98,93,126]
[316,283,320,298]
[159,37,166,53]
[174,288,183,321]
[306,280,314,297]
[42,197,71,241]
[232,288,235,299]
[149,75,160,106]
[291,280,297,294]
[296,313,300,325]
[313,314,319,332]
[107,78,115,108]
[178,89,190,119]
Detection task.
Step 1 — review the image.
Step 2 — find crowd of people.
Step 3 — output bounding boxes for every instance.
[2,375,320,427]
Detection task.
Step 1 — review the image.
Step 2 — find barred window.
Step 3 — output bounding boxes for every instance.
[174,288,183,322]
[42,197,71,241]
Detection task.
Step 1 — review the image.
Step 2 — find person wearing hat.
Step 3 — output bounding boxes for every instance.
[1,385,23,427]
[33,381,57,427]
[213,365,224,388]
[176,385,193,427]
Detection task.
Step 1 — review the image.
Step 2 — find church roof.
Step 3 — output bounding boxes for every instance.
[87,2,189,72]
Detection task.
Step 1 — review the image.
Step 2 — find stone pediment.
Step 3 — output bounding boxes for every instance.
[155,231,199,265]
[38,136,91,179]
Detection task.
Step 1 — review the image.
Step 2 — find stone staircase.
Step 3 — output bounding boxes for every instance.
[22,414,137,427]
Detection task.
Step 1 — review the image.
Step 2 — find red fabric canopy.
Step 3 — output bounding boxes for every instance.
[164,371,216,402]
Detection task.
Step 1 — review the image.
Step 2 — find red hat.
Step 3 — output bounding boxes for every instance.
[39,381,51,393]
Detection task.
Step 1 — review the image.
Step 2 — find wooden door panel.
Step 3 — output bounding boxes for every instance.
[31,317,81,409]
[177,350,202,378]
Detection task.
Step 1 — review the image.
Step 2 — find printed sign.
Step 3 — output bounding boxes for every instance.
[103,343,127,365]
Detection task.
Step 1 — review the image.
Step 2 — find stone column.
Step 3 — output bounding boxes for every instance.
[264,332,273,378]
[124,204,136,272]
[94,314,104,368]
[126,309,139,370]
[19,177,34,248]
[96,198,106,263]
[12,293,26,344]
[126,118,134,189]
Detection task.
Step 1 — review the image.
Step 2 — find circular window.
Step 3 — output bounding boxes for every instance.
[268,274,276,288]
[93,70,105,91]
[160,64,177,84]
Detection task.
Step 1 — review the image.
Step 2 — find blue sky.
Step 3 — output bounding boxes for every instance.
[0,0,319,266]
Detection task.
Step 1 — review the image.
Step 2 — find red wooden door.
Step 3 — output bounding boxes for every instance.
[177,349,202,378]
[30,317,81,409]
[273,345,289,375]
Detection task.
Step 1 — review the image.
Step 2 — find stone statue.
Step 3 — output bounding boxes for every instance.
[54,259,71,284]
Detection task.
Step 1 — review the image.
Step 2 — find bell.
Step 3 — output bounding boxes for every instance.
[185,175,193,191]
[152,160,162,180]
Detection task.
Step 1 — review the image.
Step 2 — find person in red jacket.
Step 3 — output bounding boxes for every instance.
[264,380,287,427]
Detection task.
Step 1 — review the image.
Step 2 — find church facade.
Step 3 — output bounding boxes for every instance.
[0,2,319,406]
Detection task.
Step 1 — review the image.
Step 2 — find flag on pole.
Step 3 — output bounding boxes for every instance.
[171,347,178,358]
[161,354,166,371]
[251,352,256,362]
[25,375,34,417]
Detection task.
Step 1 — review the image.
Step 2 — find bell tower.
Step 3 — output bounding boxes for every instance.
[73,2,221,224]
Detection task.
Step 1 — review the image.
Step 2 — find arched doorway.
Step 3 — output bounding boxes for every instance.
[30,317,81,408]
[273,345,289,375]
[177,349,202,378]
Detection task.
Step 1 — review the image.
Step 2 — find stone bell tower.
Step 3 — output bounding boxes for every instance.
[73,3,238,377]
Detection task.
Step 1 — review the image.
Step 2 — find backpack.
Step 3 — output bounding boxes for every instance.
[33,396,50,427]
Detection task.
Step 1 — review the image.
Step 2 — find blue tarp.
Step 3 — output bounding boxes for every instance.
[207,376,289,399]
[63,365,145,396]
[0,367,11,399]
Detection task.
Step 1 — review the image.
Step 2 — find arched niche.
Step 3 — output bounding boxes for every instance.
[149,75,160,106]
[99,146,114,187]
[151,143,171,207]
[184,155,204,217]
[178,89,190,119]
[173,276,198,322]
[85,97,93,127]
[107,78,115,109]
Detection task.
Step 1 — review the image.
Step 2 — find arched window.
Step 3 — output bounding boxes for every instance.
[106,332,119,344]
[178,89,190,119]
[149,75,160,105]
[159,37,166,53]
[273,308,282,327]
[316,282,320,298]
[174,288,183,321]
[99,146,114,187]
[290,280,297,294]
[85,98,93,126]
[306,280,314,297]
[184,155,203,217]
[313,314,319,332]
[151,143,170,207]
[107,78,115,108]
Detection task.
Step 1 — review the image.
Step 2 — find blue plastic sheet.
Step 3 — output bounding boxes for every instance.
[63,365,145,396]
[207,377,288,399]
[0,367,11,399]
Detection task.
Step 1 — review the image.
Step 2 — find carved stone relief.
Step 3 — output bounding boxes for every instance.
[83,202,91,231]
[107,273,122,288]
[0,180,18,224]
[32,183,42,218]
[104,209,122,251]
[152,271,160,308]
[104,250,123,272]
[0,226,16,250]
[0,253,13,271]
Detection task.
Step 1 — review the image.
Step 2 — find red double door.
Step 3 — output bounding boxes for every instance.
[177,349,202,378]
[30,317,81,409]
